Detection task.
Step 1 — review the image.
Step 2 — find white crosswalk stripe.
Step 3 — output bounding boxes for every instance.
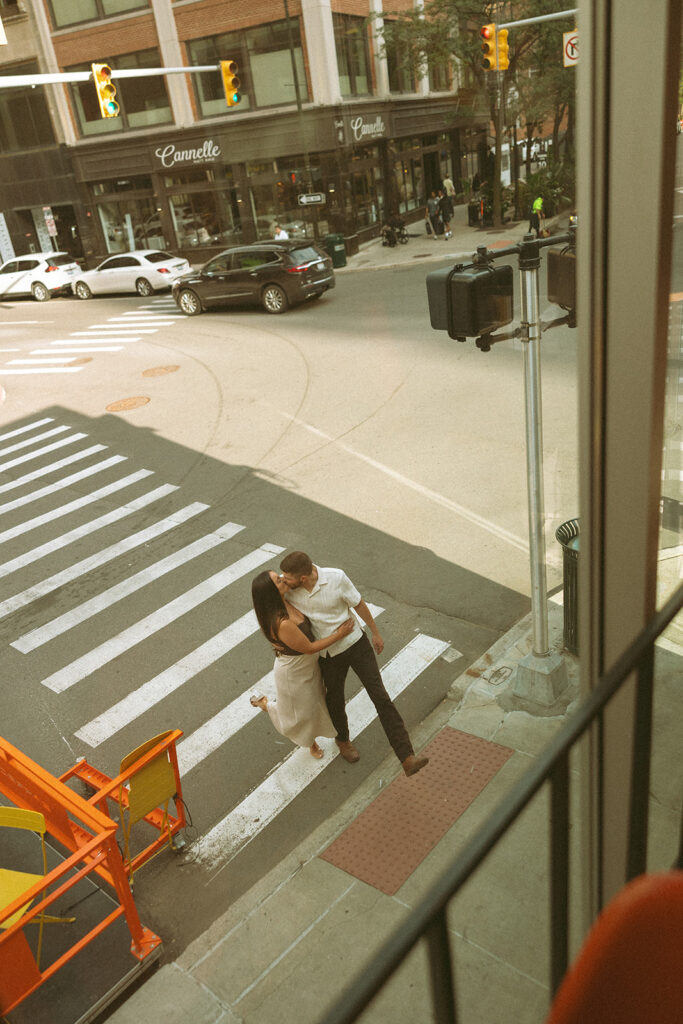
[0,454,126,516]
[199,634,452,874]
[1,298,184,376]
[1,420,453,866]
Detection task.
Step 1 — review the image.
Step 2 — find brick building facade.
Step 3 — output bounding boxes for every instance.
[0,0,487,265]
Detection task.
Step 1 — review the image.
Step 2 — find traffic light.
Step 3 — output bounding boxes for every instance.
[497,29,510,70]
[91,63,119,118]
[220,60,241,107]
[480,23,497,71]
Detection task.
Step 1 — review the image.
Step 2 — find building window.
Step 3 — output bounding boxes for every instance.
[68,49,172,137]
[386,39,416,94]
[186,18,309,117]
[0,63,56,152]
[333,14,371,97]
[429,59,450,92]
[49,0,149,30]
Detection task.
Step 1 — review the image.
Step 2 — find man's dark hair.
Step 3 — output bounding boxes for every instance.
[280,551,313,576]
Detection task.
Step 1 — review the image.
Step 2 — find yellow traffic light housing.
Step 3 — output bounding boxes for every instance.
[480,23,497,71]
[220,60,241,107]
[497,29,510,70]
[91,63,119,118]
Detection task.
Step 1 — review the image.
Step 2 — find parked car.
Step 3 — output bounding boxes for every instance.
[0,251,80,301]
[172,241,335,315]
[72,250,191,299]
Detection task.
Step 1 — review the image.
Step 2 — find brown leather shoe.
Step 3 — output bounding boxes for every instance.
[402,754,429,777]
[335,739,360,763]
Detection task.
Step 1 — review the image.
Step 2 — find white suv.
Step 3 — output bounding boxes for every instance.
[0,252,81,301]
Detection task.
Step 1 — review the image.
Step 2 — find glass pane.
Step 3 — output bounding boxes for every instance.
[50,0,98,28]
[117,50,172,127]
[97,198,159,253]
[0,65,56,151]
[660,53,683,617]
[102,0,148,14]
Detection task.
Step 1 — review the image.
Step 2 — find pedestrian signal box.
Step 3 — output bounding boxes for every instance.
[221,60,241,107]
[426,263,514,340]
[547,248,576,312]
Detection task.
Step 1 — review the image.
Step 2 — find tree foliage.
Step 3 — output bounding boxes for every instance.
[373,1,576,225]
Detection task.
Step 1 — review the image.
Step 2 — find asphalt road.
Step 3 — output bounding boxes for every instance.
[0,258,577,962]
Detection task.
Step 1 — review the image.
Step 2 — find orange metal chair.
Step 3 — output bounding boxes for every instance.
[546,871,683,1023]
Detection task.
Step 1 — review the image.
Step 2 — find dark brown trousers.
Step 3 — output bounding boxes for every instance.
[319,633,413,763]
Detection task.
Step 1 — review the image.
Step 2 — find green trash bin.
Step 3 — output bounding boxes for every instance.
[555,518,580,655]
[324,233,347,268]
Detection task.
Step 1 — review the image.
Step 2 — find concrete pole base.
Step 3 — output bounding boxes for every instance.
[513,650,569,706]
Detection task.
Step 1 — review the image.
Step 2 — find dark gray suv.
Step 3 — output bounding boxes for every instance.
[172,240,335,315]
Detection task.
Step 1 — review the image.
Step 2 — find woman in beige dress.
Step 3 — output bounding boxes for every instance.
[250,570,354,758]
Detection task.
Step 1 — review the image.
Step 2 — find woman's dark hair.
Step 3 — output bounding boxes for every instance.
[251,571,287,645]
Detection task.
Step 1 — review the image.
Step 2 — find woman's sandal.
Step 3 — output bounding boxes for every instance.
[310,742,324,759]
[250,695,268,711]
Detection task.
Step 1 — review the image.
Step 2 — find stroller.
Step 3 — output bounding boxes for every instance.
[381,216,409,247]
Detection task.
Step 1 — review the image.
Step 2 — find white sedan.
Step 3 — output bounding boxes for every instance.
[73,250,191,299]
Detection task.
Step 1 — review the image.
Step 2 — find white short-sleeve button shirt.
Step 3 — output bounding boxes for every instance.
[285,565,362,656]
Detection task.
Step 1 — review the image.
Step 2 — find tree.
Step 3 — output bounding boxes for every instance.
[373,1,576,226]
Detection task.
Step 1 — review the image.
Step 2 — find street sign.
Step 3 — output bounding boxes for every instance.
[563,30,578,67]
[297,193,326,206]
[43,206,58,237]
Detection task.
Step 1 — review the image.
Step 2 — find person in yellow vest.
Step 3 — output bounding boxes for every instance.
[529,195,545,238]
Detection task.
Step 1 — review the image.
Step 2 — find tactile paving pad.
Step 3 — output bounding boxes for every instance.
[320,728,514,895]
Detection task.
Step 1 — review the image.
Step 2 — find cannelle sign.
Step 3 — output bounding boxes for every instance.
[348,115,386,143]
[154,138,222,168]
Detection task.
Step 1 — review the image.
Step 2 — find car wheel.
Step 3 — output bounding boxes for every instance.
[177,289,202,316]
[31,282,51,302]
[262,283,289,314]
[74,281,92,300]
[135,278,154,297]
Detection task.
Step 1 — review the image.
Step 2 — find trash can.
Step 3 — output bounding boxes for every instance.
[324,233,347,268]
[468,201,480,227]
[555,518,580,655]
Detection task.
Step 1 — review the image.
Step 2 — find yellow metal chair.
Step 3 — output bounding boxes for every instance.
[0,806,74,967]
[119,731,178,885]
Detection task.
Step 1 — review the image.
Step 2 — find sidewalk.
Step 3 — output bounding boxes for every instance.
[334,203,563,275]
[105,598,584,1024]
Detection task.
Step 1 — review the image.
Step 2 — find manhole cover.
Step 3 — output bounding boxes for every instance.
[142,365,180,377]
[106,397,150,412]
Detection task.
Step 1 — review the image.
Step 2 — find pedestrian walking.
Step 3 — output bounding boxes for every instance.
[279,552,429,777]
[250,570,355,759]
[529,195,545,238]
[426,191,441,238]
[442,175,456,198]
[274,224,289,240]
[438,189,454,240]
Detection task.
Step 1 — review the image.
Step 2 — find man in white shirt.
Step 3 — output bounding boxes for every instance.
[274,225,289,240]
[279,551,429,777]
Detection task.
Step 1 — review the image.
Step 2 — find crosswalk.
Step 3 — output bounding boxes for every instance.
[0,297,184,376]
[0,416,455,870]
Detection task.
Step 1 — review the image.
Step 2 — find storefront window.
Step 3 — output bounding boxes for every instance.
[333,14,372,97]
[168,188,242,249]
[187,19,309,117]
[49,0,148,29]
[68,49,171,137]
[0,63,56,152]
[97,197,161,253]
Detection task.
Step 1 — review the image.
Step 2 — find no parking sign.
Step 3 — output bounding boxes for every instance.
[563,30,578,67]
